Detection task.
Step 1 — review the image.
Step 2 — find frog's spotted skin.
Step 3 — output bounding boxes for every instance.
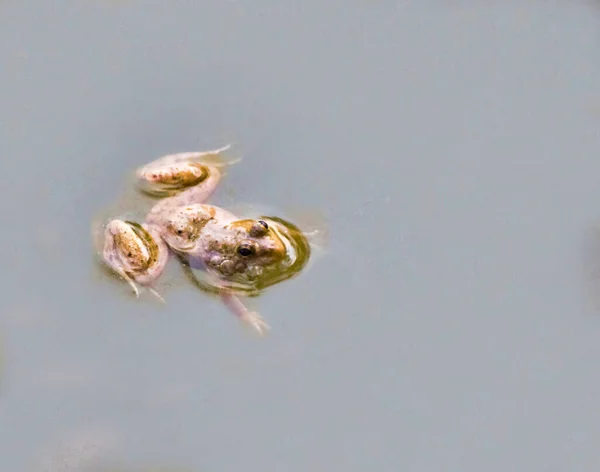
[98,145,311,335]
[102,220,169,298]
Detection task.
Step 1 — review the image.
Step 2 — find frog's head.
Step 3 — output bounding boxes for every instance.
[206,217,311,293]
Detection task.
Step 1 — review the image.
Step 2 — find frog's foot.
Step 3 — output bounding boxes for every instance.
[111,267,140,298]
[114,273,165,303]
[110,269,165,303]
[240,311,271,336]
[220,292,270,335]
[147,286,166,304]
[142,145,234,169]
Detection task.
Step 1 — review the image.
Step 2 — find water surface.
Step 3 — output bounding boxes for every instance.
[1,1,600,470]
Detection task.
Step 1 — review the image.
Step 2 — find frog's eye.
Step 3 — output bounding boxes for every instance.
[249,220,269,237]
[237,242,256,257]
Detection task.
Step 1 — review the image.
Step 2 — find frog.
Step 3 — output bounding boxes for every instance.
[98,145,312,335]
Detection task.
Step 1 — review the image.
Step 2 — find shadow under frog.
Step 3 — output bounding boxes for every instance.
[94,145,312,335]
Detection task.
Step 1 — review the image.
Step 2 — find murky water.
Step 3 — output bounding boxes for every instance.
[1,1,600,470]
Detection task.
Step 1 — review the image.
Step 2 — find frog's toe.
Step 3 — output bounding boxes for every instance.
[127,279,140,297]
[148,286,166,303]
[242,312,271,336]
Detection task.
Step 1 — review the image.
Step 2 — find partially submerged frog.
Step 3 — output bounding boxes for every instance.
[98,145,312,335]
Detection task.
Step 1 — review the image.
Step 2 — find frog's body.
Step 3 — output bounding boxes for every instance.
[99,145,311,334]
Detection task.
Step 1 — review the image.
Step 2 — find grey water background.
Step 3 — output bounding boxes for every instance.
[1,0,600,470]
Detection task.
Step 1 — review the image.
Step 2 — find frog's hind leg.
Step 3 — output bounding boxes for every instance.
[102,221,142,298]
[132,225,171,303]
[101,220,169,301]
[136,148,239,206]
[135,145,238,195]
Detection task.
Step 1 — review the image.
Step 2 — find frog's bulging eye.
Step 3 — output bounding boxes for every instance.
[249,220,269,237]
[238,246,253,257]
[237,243,255,257]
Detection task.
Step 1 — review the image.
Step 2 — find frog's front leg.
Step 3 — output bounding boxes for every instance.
[136,145,234,205]
[102,220,170,301]
[220,292,270,335]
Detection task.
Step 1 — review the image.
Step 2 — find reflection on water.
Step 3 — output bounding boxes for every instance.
[33,429,116,472]
[33,429,193,472]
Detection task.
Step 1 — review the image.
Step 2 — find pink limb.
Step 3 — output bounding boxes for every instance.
[220,292,270,335]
